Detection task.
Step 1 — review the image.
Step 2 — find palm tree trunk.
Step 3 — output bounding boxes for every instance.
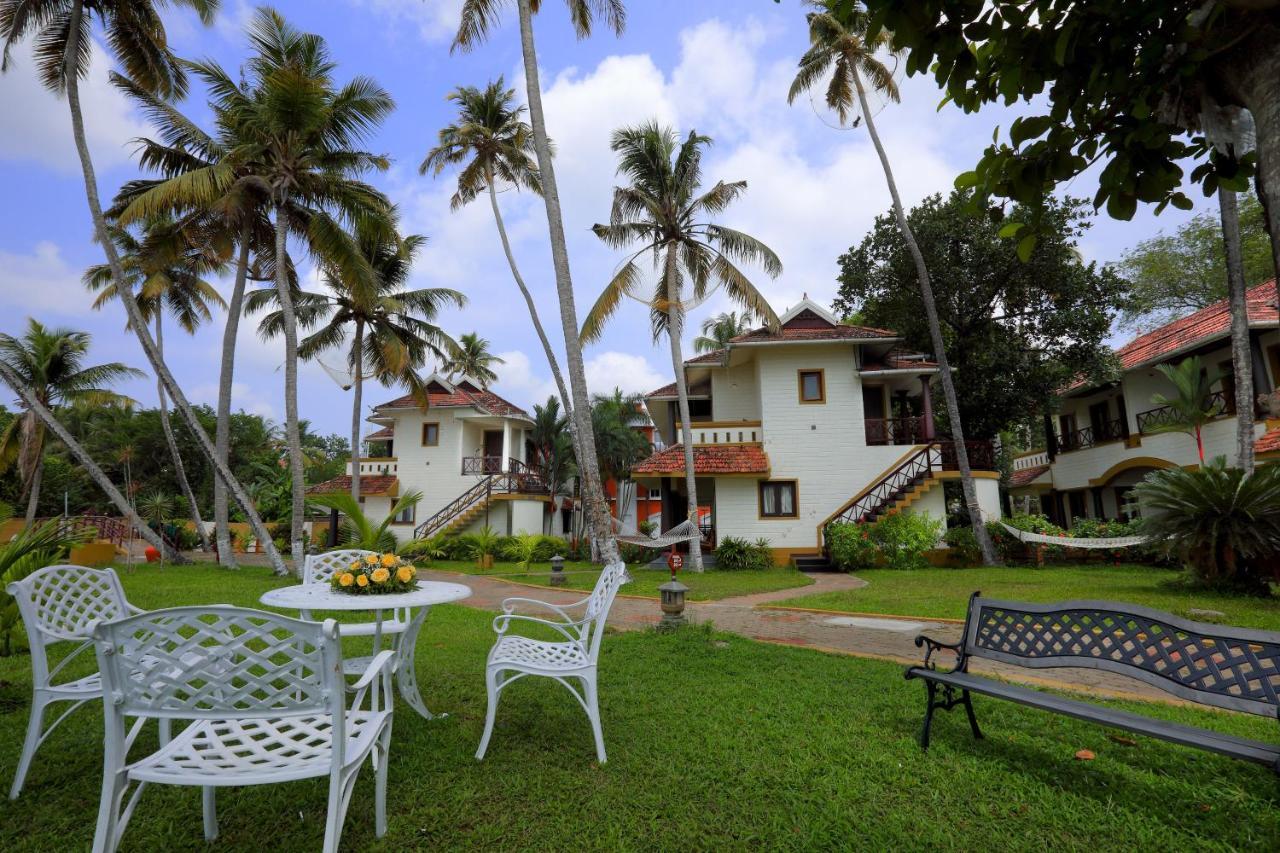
[665,255,704,572]
[214,232,251,568]
[0,361,179,561]
[515,0,618,564]
[155,314,211,551]
[1219,188,1256,474]
[350,317,364,503]
[485,174,584,466]
[272,202,307,565]
[61,0,288,575]
[23,453,42,526]
[19,410,44,526]
[853,69,999,565]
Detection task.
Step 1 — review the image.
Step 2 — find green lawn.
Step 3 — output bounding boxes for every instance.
[428,559,813,601]
[2,564,1280,849]
[771,564,1280,631]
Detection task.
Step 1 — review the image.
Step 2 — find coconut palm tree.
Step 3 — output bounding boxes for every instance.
[1147,356,1223,463]
[591,388,651,527]
[84,220,225,551]
[693,311,752,353]
[444,333,505,388]
[788,0,998,564]
[453,0,626,563]
[0,320,142,524]
[0,0,293,575]
[583,122,781,571]
[250,225,464,501]
[530,395,576,535]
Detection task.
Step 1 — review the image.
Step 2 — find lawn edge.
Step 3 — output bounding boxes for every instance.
[757,603,967,624]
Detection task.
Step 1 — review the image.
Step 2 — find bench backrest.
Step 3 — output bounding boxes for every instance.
[962,595,1280,717]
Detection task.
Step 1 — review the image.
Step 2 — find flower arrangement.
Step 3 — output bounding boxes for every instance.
[332,552,418,595]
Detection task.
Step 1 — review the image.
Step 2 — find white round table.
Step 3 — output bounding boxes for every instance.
[260,580,471,720]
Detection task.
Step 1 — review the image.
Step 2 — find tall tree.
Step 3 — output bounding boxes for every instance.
[529,396,575,535]
[591,388,652,526]
[788,0,998,564]
[584,122,781,571]
[0,0,293,575]
[0,321,142,524]
[85,221,225,550]
[250,225,463,501]
[693,311,752,353]
[833,192,1124,439]
[443,332,504,388]
[454,0,626,564]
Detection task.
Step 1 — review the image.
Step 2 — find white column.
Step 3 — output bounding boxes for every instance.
[501,420,512,472]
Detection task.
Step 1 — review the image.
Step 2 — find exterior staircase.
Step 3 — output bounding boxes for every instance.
[412,461,548,540]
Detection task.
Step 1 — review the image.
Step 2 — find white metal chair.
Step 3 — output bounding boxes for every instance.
[91,605,395,853]
[476,562,627,764]
[302,549,410,640]
[5,565,143,800]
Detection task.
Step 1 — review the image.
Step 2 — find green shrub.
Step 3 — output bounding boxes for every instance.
[502,533,546,570]
[943,526,981,565]
[825,522,878,570]
[872,511,943,570]
[990,513,1067,564]
[714,536,774,570]
[397,533,450,562]
[533,535,569,562]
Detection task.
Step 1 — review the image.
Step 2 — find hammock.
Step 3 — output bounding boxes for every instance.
[612,517,706,548]
[317,357,377,391]
[996,522,1148,550]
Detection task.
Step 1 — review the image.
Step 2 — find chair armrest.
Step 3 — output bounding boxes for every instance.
[499,596,588,620]
[349,650,398,693]
[492,612,586,644]
[348,650,397,714]
[913,635,966,673]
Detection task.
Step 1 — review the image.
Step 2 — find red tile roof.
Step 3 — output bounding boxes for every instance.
[306,475,398,496]
[1115,280,1278,374]
[632,443,769,475]
[1255,428,1280,456]
[685,349,728,365]
[645,378,712,400]
[365,427,394,440]
[1008,463,1051,488]
[374,380,529,418]
[861,348,938,371]
[731,323,898,344]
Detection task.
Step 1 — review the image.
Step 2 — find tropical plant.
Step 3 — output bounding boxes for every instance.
[458,525,502,568]
[0,320,141,524]
[788,0,997,565]
[0,0,288,575]
[251,221,463,501]
[591,387,651,526]
[1146,356,1223,463]
[443,332,505,388]
[85,220,225,550]
[529,396,577,533]
[693,311,752,353]
[397,532,451,563]
[1134,458,1280,593]
[503,532,546,571]
[306,489,423,553]
[714,536,774,571]
[453,0,626,565]
[136,491,175,528]
[825,521,879,571]
[0,516,89,655]
[584,121,781,571]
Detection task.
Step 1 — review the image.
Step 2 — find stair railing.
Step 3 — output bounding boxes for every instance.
[413,475,498,539]
[827,444,941,530]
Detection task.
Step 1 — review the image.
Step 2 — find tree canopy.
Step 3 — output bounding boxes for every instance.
[833,191,1123,438]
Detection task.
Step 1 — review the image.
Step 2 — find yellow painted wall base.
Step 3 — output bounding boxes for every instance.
[70,542,117,567]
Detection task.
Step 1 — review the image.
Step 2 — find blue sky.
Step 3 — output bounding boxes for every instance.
[0,0,1204,438]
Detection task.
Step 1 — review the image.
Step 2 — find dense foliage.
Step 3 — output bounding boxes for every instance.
[714,536,775,571]
[833,192,1123,438]
[827,512,943,571]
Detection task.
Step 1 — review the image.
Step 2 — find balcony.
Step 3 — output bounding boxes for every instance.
[1136,390,1233,434]
[462,456,506,475]
[1013,449,1049,470]
[678,421,762,446]
[865,417,928,446]
[1056,418,1127,453]
[460,457,548,493]
[346,457,398,476]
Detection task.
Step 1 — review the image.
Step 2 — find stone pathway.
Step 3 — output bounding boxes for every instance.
[419,569,1194,707]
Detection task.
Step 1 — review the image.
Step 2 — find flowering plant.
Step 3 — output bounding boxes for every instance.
[332,552,418,595]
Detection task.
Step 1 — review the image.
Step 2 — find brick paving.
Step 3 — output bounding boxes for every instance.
[418,569,1196,707]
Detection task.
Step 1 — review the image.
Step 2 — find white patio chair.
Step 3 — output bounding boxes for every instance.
[302,549,410,641]
[91,605,395,853]
[476,561,627,764]
[6,564,144,800]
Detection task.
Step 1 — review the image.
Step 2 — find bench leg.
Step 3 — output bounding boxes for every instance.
[919,681,938,751]
[962,690,983,740]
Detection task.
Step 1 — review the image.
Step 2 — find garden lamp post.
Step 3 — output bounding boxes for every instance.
[550,554,566,586]
[658,547,688,630]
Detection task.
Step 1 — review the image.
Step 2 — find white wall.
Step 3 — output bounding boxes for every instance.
[711,360,761,421]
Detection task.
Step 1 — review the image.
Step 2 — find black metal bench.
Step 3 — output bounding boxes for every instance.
[904,593,1280,772]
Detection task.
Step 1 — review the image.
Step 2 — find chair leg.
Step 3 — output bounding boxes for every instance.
[9,694,47,800]
[374,723,392,838]
[475,667,502,761]
[962,690,983,740]
[321,774,347,853]
[92,771,128,853]
[919,682,937,751]
[202,787,218,841]
[582,675,606,764]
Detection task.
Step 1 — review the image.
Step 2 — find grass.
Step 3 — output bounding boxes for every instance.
[426,559,813,601]
[2,563,1280,849]
[771,564,1280,631]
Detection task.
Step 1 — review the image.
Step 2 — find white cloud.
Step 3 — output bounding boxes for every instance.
[187,380,279,421]
[584,351,667,398]
[491,349,560,410]
[342,0,464,43]
[0,242,95,317]
[0,38,149,174]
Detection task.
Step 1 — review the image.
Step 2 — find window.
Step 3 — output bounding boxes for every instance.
[421,422,439,446]
[391,502,415,525]
[759,480,798,518]
[798,369,825,403]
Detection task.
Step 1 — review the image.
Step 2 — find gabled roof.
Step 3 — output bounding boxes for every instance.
[1008,463,1051,489]
[632,443,770,475]
[373,374,530,419]
[731,296,898,345]
[685,348,728,366]
[645,378,712,400]
[364,426,394,440]
[306,475,398,497]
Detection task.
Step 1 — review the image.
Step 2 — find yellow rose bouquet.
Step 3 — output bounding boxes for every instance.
[332,552,418,595]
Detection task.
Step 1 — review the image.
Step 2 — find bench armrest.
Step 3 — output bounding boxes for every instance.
[914,635,966,673]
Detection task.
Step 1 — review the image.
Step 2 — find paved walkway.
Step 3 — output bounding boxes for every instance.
[419,569,1191,707]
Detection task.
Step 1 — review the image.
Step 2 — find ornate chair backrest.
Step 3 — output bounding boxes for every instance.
[580,562,627,663]
[303,549,377,585]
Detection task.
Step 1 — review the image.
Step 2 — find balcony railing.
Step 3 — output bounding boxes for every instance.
[462,456,507,476]
[938,439,998,472]
[678,421,762,446]
[1056,418,1127,453]
[346,457,398,476]
[1136,391,1232,434]
[1013,449,1049,470]
[865,417,927,446]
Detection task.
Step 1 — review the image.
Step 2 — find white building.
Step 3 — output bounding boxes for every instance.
[1008,280,1280,523]
[634,298,1002,566]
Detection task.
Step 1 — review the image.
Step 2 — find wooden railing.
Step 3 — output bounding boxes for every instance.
[939,439,998,471]
[828,444,940,526]
[865,416,927,446]
[462,456,505,475]
[1136,391,1232,434]
[1056,417,1127,452]
[414,461,548,539]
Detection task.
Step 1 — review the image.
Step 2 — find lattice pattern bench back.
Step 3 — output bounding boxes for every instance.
[9,565,132,641]
[964,597,1280,716]
[304,549,377,585]
[94,606,342,719]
